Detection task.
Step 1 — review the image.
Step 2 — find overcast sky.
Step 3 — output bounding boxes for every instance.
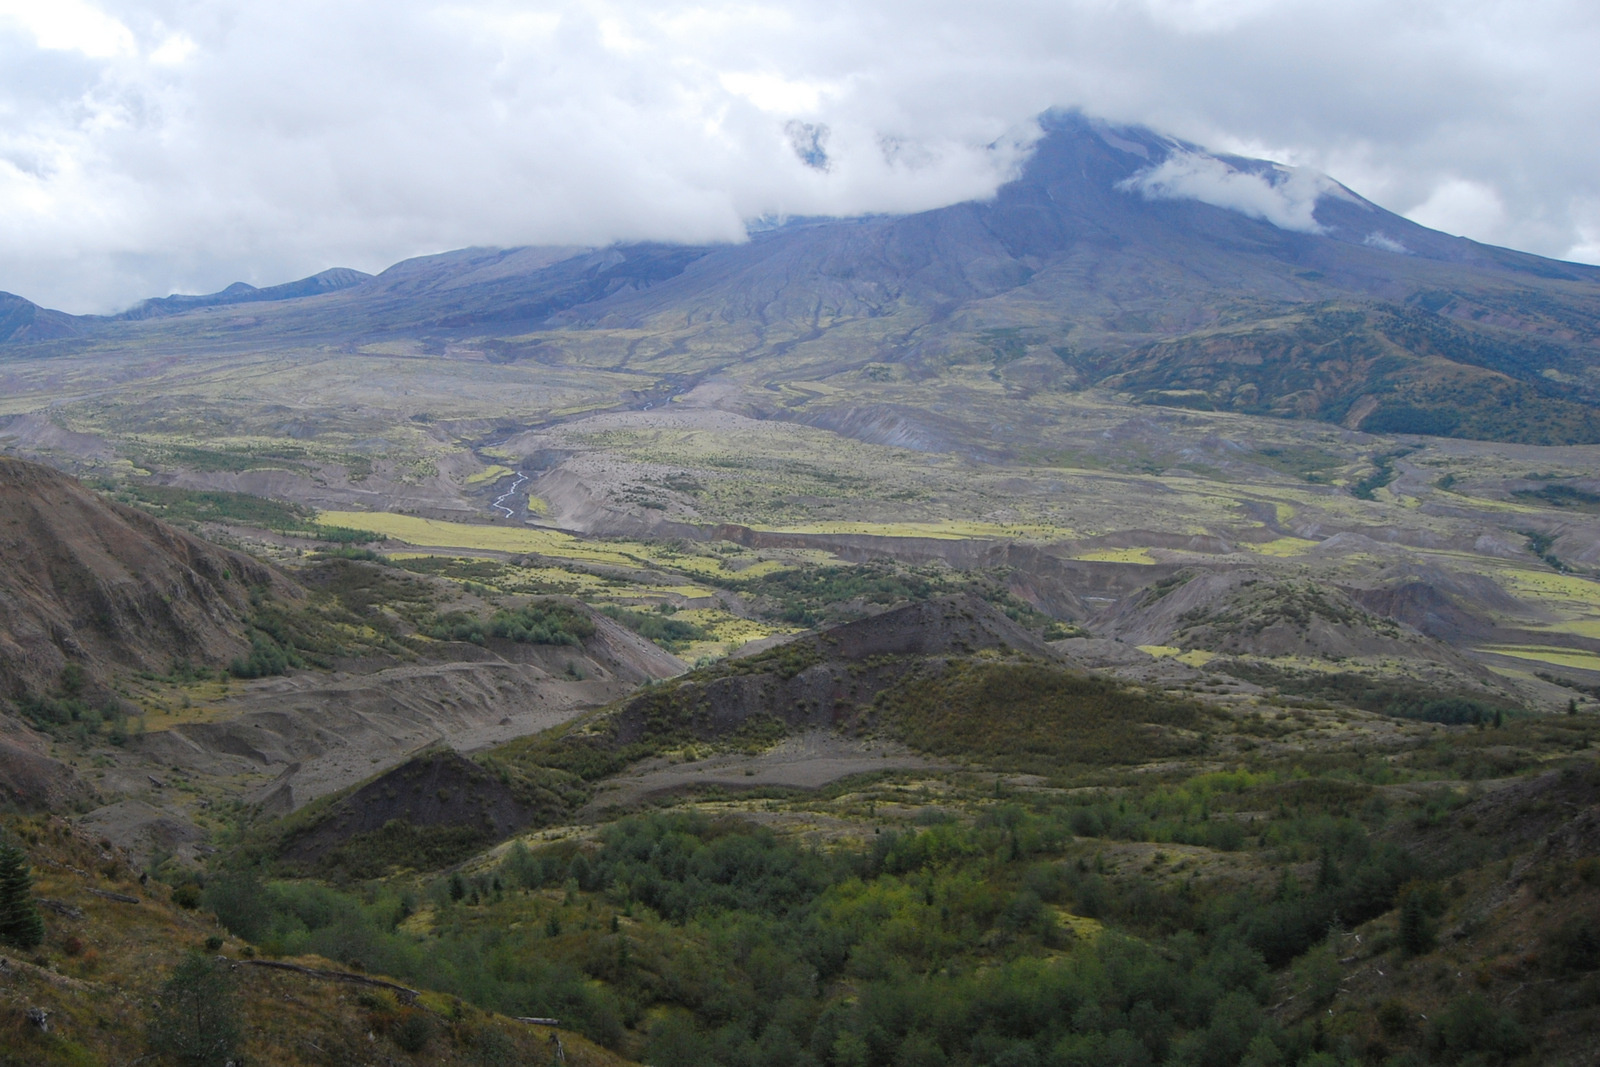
[3,0,1598,314]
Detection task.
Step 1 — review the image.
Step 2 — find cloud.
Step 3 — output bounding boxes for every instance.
[0,0,134,57]
[0,1,1597,312]
[1118,152,1331,232]
[1405,178,1507,239]
[1362,232,1409,254]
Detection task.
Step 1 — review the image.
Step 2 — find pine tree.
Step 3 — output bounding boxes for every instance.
[0,840,45,950]
[1399,891,1434,957]
[147,951,241,1067]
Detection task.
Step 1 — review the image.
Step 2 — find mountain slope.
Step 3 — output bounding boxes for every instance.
[0,292,84,344]
[0,457,287,703]
[6,111,1600,443]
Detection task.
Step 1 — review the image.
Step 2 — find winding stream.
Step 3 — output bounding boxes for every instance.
[490,471,528,518]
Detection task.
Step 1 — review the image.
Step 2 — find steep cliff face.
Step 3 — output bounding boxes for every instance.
[0,456,291,701]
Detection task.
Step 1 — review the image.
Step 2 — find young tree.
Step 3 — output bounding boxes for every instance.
[0,840,45,950]
[1399,891,1435,957]
[147,951,242,1067]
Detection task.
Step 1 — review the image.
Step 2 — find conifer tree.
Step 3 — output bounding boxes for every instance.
[147,951,241,1066]
[0,840,45,950]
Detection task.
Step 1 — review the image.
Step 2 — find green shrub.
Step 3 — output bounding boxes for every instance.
[599,606,711,652]
[390,1009,436,1052]
[877,662,1203,772]
[489,602,595,646]
[228,631,295,678]
[427,601,595,647]
[1426,994,1528,1062]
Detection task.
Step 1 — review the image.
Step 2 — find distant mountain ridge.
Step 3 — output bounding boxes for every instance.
[7,110,1600,443]
[114,267,372,320]
[0,291,85,344]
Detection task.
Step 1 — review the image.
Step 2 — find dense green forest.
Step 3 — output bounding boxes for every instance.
[194,754,1585,1067]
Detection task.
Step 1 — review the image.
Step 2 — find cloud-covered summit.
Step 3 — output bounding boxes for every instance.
[1,1,1597,313]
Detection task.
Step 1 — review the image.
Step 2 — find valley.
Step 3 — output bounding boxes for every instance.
[1,113,1599,1066]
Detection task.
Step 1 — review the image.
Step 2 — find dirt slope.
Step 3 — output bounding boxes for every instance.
[0,456,289,700]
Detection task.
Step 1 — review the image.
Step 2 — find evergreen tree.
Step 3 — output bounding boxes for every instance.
[0,840,45,950]
[1399,891,1434,957]
[147,951,241,1067]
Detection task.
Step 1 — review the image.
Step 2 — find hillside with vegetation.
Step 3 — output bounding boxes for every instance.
[2,111,1600,1066]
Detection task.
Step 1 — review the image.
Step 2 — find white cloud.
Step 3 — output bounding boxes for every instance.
[1406,178,1507,240]
[720,72,831,114]
[148,33,196,66]
[1118,152,1331,233]
[1363,231,1409,254]
[0,0,134,58]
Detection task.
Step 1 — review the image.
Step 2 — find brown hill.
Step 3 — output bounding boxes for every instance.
[0,456,289,701]
[606,594,1062,746]
[272,749,558,877]
[1096,569,1486,665]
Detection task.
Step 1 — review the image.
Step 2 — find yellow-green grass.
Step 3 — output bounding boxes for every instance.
[625,550,756,579]
[751,519,1077,542]
[463,464,514,486]
[1138,646,1217,667]
[1494,567,1600,614]
[1246,536,1320,557]
[317,510,641,565]
[592,583,719,601]
[1445,493,1550,516]
[128,677,242,732]
[1053,909,1107,942]
[387,554,616,594]
[615,606,804,662]
[722,559,794,579]
[1477,645,1600,672]
[1537,618,1600,640]
[1072,547,1159,564]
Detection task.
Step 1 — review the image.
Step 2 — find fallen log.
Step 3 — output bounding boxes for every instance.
[237,959,419,1002]
[87,888,140,904]
[36,898,84,919]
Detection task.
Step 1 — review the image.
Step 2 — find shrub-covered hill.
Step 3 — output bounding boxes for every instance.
[492,594,1210,790]
[237,595,1207,880]
[1096,569,1523,717]
[0,812,632,1066]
